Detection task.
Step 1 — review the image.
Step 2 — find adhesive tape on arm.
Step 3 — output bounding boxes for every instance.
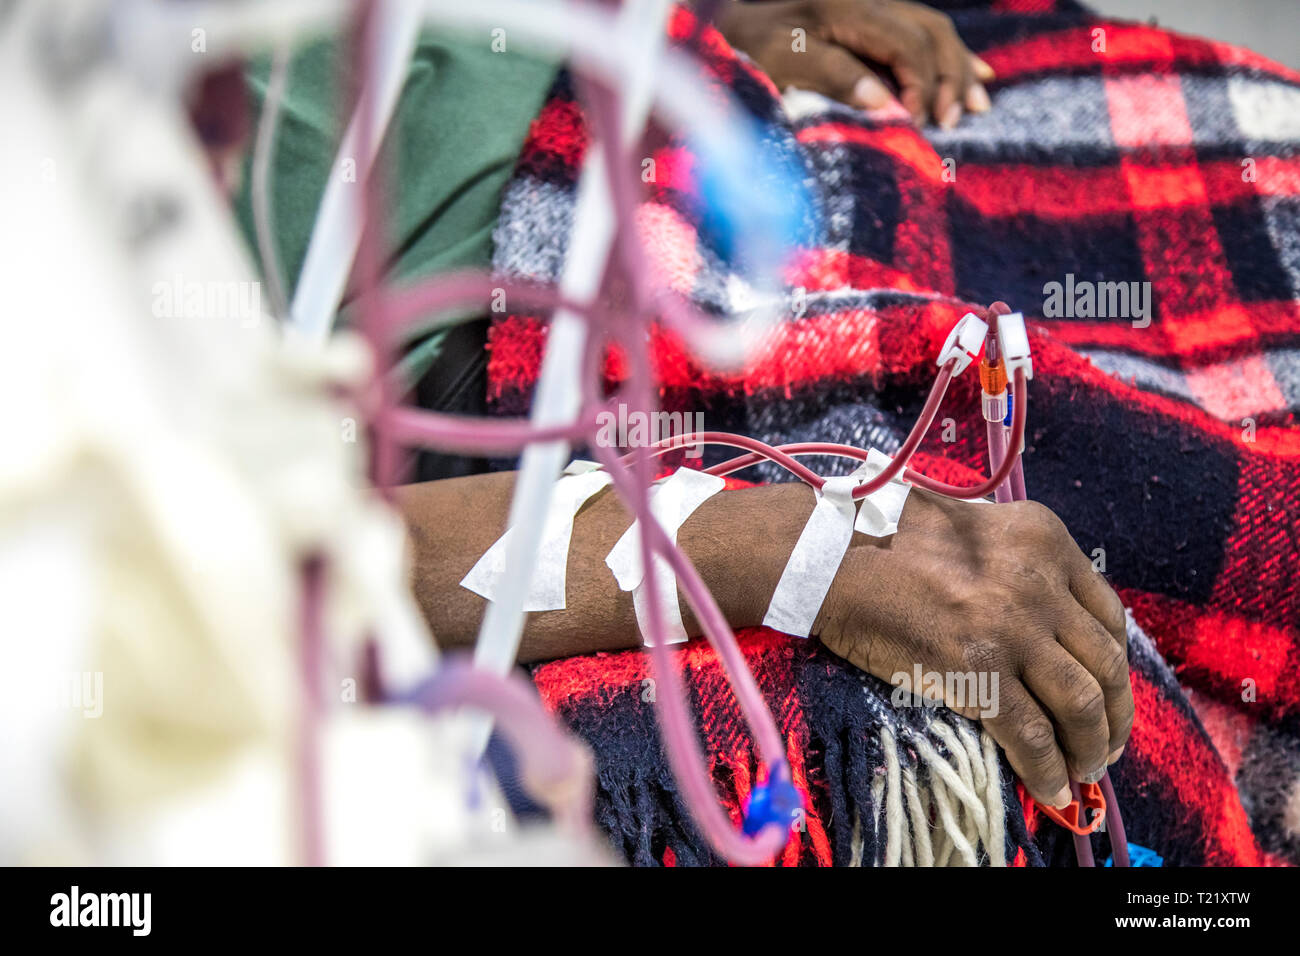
[853,448,912,538]
[762,451,911,639]
[604,468,725,646]
[460,460,611,611]
[761,470,861,639]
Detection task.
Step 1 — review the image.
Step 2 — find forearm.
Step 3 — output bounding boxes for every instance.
[396,471,815,663]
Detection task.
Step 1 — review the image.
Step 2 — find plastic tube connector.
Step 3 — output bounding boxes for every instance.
[742,762,802,837]
[996,311,1033,381]
[981,389,1007,423]
[979,355,1007,422]
[937,312,988,376]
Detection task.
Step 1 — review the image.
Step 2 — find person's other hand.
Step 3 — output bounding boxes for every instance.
[714,0,994,127]
[813,490,1133,809]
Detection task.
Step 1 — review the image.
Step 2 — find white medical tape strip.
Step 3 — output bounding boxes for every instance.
[763,451,912,638]
[460,460,611,611]
[762,469,862,639]
[605,468,725,646]
[853,448,913,538]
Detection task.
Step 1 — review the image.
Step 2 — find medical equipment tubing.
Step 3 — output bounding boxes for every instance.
[250,0,1128,866]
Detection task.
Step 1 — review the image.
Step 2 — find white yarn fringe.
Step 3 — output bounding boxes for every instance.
[855,722,1008,867]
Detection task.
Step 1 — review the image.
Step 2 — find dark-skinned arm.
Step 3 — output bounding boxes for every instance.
[396,470,1132,809]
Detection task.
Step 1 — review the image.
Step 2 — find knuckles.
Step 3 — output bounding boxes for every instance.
[1063,682,1107,729]
[917,5,960,42]
[1006,499,1069,546]
[1095,638,1130,689]
[958,636,1005,676]
[1016,718,1059,763]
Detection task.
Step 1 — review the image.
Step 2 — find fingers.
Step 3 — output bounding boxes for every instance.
[801,38,895,110]
[1069,555,1128,651]
[826,14,936,124]
[872,3,992,127]
[882,24,937,126]
[915,9,975,128]
[717,0,996,127]
[981,681,1071,808]
[892,59,935,127]
[1021,638,1112,783]
[1057,597,1133,762]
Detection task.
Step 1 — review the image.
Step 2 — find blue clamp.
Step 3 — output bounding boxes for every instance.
[742,762,803,837]
[1003,391,1014,428]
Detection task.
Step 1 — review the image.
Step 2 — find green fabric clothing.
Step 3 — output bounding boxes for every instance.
[232,30,558,387]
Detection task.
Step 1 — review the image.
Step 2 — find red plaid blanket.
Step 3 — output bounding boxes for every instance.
[487,0,1300,865]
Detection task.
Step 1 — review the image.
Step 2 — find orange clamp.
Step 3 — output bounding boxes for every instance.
[1036,781,1107,835]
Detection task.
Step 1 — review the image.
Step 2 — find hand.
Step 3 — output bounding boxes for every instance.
[813,489,1133,809]
[714,0,994,127]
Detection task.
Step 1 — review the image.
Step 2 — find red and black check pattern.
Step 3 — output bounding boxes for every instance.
[488,1,1300,864]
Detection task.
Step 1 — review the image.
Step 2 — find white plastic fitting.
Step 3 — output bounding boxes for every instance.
[981,390,1008,423]
[996,311,1033,381]
[937,312,988,376]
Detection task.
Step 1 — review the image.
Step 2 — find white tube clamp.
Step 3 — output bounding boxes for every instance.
[937,313,988,375]
[996,311,1033,381]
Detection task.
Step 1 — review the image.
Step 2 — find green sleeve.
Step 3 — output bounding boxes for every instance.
[232,29,559,386]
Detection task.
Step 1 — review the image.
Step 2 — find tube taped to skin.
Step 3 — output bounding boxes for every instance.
[605,467,725,646]
[853,448,912,538]
[764,451,911,638]
[461,461,611,611]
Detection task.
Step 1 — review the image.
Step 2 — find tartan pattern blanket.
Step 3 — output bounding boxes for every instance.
[487,0,1300,865]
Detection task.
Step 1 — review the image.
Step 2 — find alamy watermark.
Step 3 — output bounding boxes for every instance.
[57,671,103,719]
[151,274,261,327]
[50,886,150,936]
[1043,274,1151,328]
[594,404,705,459]
[890,664,1000,719]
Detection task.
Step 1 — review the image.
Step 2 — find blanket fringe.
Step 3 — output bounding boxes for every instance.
[580,700,1038,866]
[863,722,1006,867]
[535,633,1043,866]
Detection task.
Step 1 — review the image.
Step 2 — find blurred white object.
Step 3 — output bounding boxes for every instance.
[0,0,602,866]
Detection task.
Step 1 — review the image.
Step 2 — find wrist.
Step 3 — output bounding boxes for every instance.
[677,480,817,633]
